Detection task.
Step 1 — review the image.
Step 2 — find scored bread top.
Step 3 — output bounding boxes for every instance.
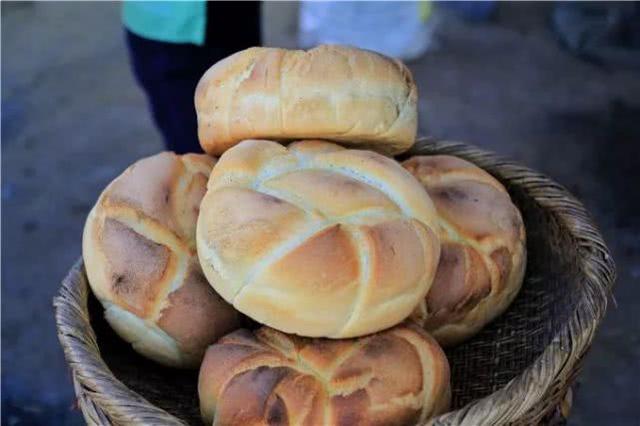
[195,45,417,156]
[83,152,240,367]
[197,139,441,338]
[403,155,526,346]
[198,324,451,425]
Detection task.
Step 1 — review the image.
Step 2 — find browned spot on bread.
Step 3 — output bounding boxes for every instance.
[217,366,291,425]
[330,389,367,426]
[428,181,515,241]
[261,193,285,205]
[426,243,491,328]
[106,152,184,236]
[332,333,423,402]
[491,247,512,291]
[297,338,356,372]
[112,274,127,290]
[101,218,170,317]
[272,373,326,426]
[361,336,390,358]
[199,335,280,421]
[434,186,470,203]
[265,394,288,425]
[331,362,370,386]
[158,263,238,360]
[403,155,478,178]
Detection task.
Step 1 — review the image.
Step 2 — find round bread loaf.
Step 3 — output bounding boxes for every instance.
[403,155,526,346]
[197,139,441,338]
[83,152,241,368]
[195,45,417,156]
[198,324,451,426]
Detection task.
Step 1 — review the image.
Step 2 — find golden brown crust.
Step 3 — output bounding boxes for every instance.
[83,152,241,368]
[195,45,417,156]
[197,139,441,338]
[198,324,450,426]
[403,155,527,346]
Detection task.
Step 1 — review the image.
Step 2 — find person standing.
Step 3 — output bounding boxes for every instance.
[123,1,261,154]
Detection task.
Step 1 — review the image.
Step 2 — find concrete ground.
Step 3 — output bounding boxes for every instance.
[2,2,638,425]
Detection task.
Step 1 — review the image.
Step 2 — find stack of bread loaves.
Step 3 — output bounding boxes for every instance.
[83,45,526,425]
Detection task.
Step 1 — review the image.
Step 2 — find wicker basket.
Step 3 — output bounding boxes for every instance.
[55,138,616,425]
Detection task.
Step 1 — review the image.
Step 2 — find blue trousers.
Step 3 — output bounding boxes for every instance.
[125,2,261,154]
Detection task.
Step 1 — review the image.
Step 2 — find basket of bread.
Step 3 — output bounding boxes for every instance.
[55,45,615,425]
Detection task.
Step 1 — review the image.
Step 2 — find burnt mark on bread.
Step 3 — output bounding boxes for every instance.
[332,364,369,384]
[102,218,171,315]
[259,192,285,205]
[433,186,471,203]
[330,389,367,425]
[265,394,288,425]
[362,336,392,358]
[218,366,290,424]
[354,150,391,166]
[491,247,512,289]
[338,177,365,192]
[426,243,491,324]
[112,273,131,292]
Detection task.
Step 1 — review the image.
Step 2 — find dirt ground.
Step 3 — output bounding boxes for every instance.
[2,2,639,424]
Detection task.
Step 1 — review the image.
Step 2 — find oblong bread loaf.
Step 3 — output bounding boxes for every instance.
[195,45,418,156]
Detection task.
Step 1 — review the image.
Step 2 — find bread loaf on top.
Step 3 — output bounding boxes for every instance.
[195,45,417,156]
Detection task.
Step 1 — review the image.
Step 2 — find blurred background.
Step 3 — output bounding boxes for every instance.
[2,1,639,424]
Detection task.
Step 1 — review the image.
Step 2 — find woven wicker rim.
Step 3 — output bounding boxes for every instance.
[54,138,616,425]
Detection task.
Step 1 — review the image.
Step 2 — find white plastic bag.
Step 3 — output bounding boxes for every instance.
[299,1,435,60]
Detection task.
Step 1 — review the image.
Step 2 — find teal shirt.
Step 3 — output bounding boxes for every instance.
[122,1,207,46]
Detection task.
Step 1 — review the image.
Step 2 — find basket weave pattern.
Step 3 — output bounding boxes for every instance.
[55,139,616,425]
